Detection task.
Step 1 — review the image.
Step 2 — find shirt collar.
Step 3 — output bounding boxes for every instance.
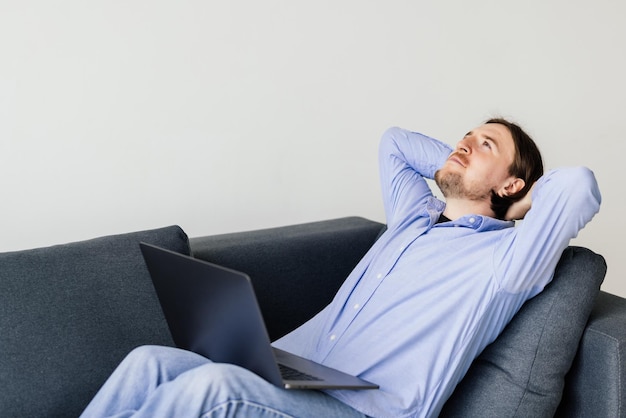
[426,196,514,232]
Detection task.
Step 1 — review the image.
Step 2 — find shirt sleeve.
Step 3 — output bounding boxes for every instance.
[494,166,601,292]
[379,127,453,228]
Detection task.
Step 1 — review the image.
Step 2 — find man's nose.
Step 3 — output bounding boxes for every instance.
[456,140,470,154]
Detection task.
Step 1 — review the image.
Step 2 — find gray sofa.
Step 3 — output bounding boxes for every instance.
[0,217,619,417]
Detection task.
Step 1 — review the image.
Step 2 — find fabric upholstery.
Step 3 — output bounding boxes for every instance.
[190,216,385,340]
[0,217,619,418]
[440,246,607,417]
[0,226,189,418]
[555,291,626,417]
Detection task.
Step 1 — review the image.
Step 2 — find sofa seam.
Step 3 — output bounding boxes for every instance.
[512,292,559,417]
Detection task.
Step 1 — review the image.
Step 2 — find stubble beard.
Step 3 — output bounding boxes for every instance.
[434,169,491,202]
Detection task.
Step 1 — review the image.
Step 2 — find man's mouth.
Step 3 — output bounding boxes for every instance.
[448,154,467,167]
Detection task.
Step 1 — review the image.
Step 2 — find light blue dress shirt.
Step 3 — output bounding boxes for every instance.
[274,127,601,418]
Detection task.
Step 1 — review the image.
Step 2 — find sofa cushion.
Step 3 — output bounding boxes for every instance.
[440,246,607,417]
[0,226,189,418]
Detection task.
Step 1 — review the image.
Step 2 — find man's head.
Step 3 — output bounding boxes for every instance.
[485,118,544,219]
[434,118,543,220]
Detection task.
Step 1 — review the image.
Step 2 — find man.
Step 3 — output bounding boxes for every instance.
[81,118,600,418]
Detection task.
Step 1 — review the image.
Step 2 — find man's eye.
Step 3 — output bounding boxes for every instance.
[482,141,492,149]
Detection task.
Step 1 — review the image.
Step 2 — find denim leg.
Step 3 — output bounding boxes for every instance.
[81,345,367,418]
[81,345,211,417]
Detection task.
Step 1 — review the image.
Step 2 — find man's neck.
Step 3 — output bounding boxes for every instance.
[442,198,495,220]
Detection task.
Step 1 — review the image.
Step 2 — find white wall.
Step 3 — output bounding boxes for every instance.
[1,1,624,295]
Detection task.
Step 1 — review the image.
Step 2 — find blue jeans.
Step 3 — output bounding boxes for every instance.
[80,345,368,418]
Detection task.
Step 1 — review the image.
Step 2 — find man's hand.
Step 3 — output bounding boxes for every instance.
[505,183,535,221]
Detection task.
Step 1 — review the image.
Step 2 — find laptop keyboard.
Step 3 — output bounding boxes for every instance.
[278,363,322,381]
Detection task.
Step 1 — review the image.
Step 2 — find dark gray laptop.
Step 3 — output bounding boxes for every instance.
[139,242,378,390]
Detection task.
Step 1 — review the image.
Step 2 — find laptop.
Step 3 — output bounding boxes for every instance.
[139,242,378,390]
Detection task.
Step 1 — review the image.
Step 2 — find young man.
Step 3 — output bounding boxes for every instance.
[81,119,601,418]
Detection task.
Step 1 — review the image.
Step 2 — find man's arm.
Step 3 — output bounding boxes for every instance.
[496,167,601,293]
[378,127,452,227]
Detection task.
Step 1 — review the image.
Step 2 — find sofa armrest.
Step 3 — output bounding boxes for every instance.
[556,291,626,417]
[189,217,385,341]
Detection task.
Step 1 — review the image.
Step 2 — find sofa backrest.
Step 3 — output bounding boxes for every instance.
[0,226,189,417]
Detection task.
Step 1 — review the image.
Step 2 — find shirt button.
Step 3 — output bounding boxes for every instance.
[330,334,337,341]
[469,217,476,223]
[377,273,383,279]
[353,303,360,310]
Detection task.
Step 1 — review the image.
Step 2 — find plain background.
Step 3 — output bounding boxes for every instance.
[1,1,623,296]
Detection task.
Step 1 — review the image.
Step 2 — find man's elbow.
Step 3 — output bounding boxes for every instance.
[562,166,602,215]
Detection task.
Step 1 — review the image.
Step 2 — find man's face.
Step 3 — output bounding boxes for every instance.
[435,123,517,202]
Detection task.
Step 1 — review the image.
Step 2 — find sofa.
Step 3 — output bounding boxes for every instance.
[0,216,619,417]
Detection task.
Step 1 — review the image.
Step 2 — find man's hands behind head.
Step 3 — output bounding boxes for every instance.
[504,183,535,221]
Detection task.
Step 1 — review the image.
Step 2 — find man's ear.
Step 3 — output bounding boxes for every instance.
[498,177,526,197]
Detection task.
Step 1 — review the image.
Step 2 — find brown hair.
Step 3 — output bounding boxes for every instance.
[487,118,544,219]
